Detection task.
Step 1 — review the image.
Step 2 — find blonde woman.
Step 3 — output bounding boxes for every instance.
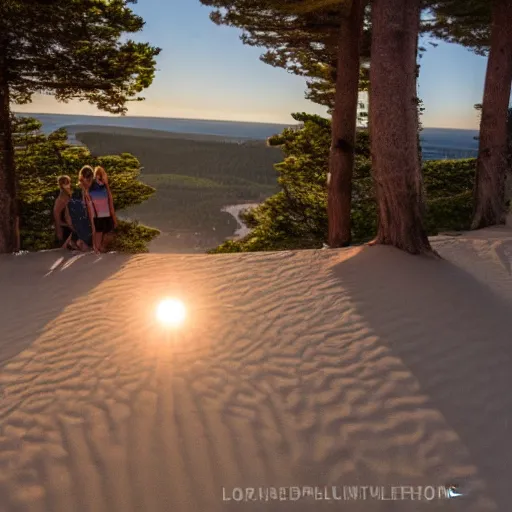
[88,166,117,252]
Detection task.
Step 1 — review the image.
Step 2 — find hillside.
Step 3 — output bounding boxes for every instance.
[77,128,283,252]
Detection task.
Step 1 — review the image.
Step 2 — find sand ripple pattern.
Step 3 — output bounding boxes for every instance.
[1,230,512,511]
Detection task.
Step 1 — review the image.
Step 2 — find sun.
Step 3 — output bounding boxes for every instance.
[156,298,186,327]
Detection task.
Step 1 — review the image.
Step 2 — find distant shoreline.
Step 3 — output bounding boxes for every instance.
[15,112,480,160]
[70,125,267,144]
[68,124,478,160]
[14,111,295,128]
[14,111,479,132]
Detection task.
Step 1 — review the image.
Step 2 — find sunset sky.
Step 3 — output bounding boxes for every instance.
[16,0,492,130]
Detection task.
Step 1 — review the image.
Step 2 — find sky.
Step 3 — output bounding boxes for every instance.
[15,0,490,130]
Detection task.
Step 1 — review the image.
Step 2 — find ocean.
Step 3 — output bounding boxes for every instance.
[17,112,479,161]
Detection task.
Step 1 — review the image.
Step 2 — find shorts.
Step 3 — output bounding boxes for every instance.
[94,216,114,233]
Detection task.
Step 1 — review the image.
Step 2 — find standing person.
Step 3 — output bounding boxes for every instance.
[66,166,97,252]
[53,175,76,249]
[88,166,117,252]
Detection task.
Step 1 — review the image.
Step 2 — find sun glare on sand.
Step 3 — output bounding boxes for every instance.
[156,298,187,327]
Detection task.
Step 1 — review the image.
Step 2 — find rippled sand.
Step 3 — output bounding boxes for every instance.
[1,227,512,512]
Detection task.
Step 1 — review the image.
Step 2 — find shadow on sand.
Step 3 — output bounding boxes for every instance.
[0,250,130,369]
[332,245,512,510]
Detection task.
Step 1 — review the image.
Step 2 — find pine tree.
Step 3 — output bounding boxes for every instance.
[327,0,367,246]
[202,0,371,109]
[427,0,512,228]
[201,0,370,246]
[426,0,491,54]
[471,0,512,227]
[369,0,432,254]
[0,0,160,253]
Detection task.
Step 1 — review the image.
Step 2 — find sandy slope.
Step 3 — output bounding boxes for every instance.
[1,228,512,512]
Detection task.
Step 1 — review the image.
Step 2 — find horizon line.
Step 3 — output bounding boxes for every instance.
[14,111,294,127]
[13,111,480,132]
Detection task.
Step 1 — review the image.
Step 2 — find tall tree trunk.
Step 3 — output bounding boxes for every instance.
[369,0,432,254]
[506,108,512,206]
[0,52,17,254]
[472,0,512,229]
[327,0,367,247]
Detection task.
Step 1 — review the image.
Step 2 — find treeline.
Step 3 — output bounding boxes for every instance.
[210,113,504,253]
[202,0,511,255]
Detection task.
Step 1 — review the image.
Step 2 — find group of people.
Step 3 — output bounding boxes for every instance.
[53,165,118,253]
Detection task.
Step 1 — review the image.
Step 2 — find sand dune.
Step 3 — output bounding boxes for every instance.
[1,228,512,511]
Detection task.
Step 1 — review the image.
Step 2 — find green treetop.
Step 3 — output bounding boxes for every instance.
[200,0,371,108]
[425,0,491,55]
[2,0,161,111]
